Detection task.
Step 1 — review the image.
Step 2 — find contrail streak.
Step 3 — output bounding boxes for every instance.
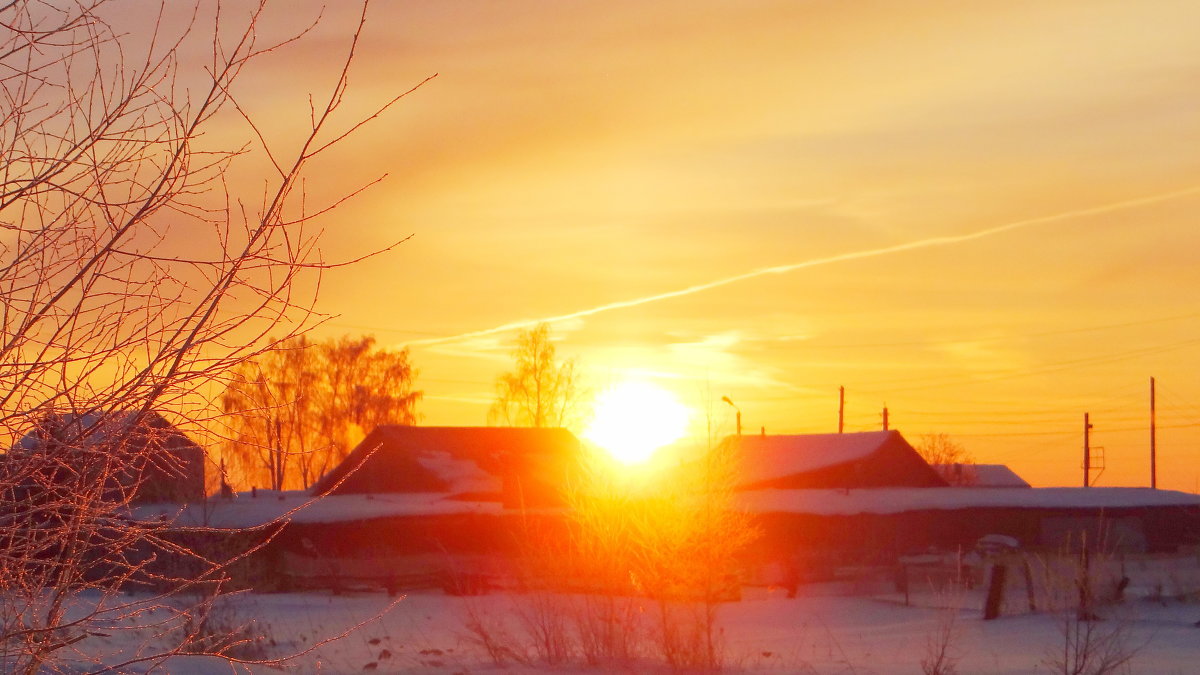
[409,185,1200,347]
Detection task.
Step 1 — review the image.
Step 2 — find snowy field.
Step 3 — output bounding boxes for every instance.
[200,589,1199,674]
[54,556,1200,674]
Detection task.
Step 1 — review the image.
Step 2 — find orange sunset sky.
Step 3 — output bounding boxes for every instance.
[144,1,1200,490]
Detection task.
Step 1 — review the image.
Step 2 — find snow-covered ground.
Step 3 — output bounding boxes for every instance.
[55,555,1200,674]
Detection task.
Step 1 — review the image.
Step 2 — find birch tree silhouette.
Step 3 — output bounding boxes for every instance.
[489,323,583,429]
[222,335,421,490]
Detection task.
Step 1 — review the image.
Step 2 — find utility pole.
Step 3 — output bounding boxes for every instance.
[1150,376,1157,489]
[882,405,889,431]
[838,386,845,434]
[1083,413,1093,488]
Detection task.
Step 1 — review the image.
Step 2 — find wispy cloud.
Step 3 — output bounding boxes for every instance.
[408,185,1200,347]
[423,394,494,406]
[421,335,511,361]
[935,340,1032,374]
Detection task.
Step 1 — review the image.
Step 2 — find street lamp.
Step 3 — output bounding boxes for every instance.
[721,396,742,436]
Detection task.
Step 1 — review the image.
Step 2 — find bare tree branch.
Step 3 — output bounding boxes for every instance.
[0,0,429,669]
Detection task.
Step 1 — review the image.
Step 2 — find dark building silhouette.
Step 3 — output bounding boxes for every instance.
[725,430,949,490]
[8,410,206,504]
[310,425,582,508]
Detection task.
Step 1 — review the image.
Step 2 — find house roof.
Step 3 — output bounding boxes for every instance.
[723,430,948,489]
[736,486,1200,516]
[935,463,1032,488]
[7,410,205,503]
[133,489,504,529]
[308,425,582,498]
[11,410,201,455]
[728,431,892,481]
[132,485,1200,530]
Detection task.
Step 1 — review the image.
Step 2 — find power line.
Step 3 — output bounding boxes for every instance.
[856,336,1200,394]
[413,376,494,385]
[906,416,1147,428]
[798,310,1200,351]
[900,406,1132,419]
[320,321,450,337]
[950,421,1200,439]
[1156,383,1200,421]
[953,429,1078,438]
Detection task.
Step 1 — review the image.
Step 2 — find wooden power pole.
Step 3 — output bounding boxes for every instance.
[882,405,889,431]
[838,386,845,434]
[1150,376,1157,489]
[1083,412,1093,487]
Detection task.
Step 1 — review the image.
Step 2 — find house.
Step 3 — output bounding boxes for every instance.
[727,431,1199,572]
[933,463,1032,488]
[127,426,589,593]
[739,486,1200,558]
[131,425,1200,595]
[725,430,949,490]
[310,425,583,508]
[206,426,584,592]
[9,410,205,504]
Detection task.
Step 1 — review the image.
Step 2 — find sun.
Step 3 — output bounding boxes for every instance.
[583,380,690,465]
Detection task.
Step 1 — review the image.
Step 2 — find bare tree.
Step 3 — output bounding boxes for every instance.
[1038,541,1146,675]
[916,433,977,486]
[632,401,758,670]
[921,585,965,675]
[220,337,320,492]
[0,0,430,670]
[318,335,421,465]
[221,334,421,490]
[489,323,583,429]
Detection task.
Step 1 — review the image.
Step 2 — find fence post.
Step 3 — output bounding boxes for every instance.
[1022,557,1037,613]
[983,563,1007,620]
[894,564,909,606]
[1077,539,1096,621]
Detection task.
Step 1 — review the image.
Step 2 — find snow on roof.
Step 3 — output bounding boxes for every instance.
[959,464,1032,488]
[970,464,1030,488]
[131,490,506,530]
[728,431,897,484]
[415,450,499,494]
[931,463,1031,487]
[309,425,578,496]
[11,410,197,453]
[736,486,1200,516]
[132,484,1200,530]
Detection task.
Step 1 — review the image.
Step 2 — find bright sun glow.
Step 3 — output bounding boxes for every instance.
[584,381,690,465]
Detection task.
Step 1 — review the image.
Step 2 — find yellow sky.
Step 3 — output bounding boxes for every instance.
[156,0,1200,490]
